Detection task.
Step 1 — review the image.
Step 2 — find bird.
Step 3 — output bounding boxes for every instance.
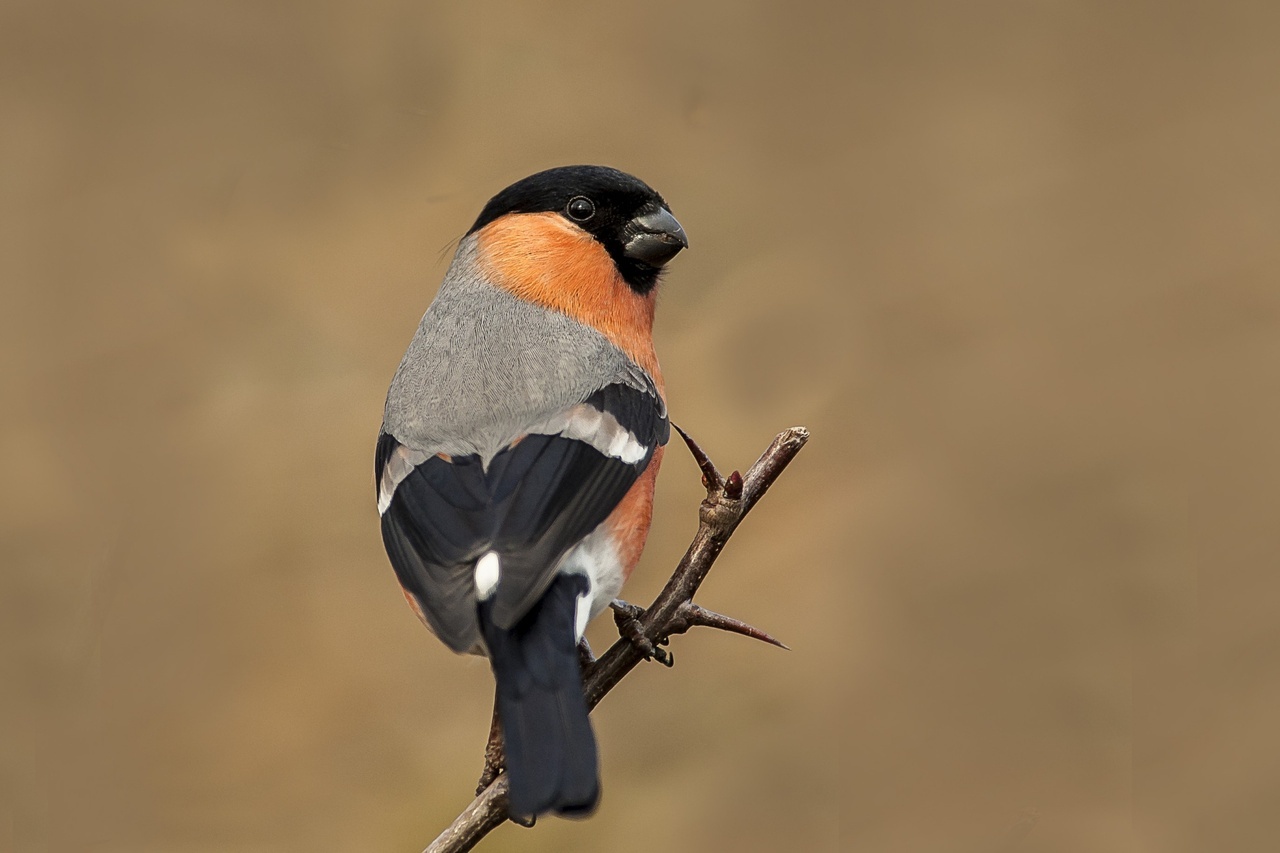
[374,165,687,818]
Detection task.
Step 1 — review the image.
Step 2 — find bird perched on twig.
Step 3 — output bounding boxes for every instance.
[375,165,687,818]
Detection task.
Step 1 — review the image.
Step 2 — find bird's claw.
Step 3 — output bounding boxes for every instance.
[611,600,675,667]
[577,637,596,670]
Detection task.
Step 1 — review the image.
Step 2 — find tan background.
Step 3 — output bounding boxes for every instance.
[2,1,1274,851]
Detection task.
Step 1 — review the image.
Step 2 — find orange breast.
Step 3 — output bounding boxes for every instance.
[474,211,667,579]
[606,445,664,580]
[473,212,664,388]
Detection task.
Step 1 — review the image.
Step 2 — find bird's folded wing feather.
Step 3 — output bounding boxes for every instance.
[377,381,668,653]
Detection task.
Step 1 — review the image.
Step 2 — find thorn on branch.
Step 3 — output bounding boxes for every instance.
[669,601,789,650]
[673,422,723,492]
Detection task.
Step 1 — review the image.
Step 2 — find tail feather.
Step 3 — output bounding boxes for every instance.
[480,573,599,817]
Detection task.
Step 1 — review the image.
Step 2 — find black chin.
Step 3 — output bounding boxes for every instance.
[617,259,663,295]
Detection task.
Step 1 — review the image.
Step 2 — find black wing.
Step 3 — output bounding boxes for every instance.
[377,382,668,653]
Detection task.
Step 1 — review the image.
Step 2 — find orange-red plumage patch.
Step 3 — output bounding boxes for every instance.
[401,587,431,627]
[475,212,667,579]
[474,212,664,388]
[606,445,664,581]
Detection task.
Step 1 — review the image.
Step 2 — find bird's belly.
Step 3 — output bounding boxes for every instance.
[556,450,662,639]
[557,524,626,639]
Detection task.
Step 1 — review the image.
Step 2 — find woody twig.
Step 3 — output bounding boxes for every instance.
[423,426,810,853]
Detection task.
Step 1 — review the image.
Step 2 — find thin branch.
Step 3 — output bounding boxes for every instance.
[474,698,503,796]
[426,780,510,852]
[423,426,809,853]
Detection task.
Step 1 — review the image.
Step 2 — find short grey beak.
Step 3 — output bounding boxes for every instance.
[622,207,688,267]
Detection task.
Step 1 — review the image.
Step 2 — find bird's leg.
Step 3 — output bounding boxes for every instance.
[610,600,673,667]
[577,637,596,669]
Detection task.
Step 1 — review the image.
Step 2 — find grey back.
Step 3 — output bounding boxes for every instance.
[381,235,655,459]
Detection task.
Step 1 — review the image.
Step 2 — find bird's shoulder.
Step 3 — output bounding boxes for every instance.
[381,243,661,459]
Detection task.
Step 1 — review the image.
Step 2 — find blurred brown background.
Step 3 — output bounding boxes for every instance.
[2,1,1274,851]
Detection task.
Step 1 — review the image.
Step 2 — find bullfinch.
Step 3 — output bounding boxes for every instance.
[375,166,687,818]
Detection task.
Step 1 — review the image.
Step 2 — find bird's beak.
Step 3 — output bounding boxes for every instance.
[622,206,688,267]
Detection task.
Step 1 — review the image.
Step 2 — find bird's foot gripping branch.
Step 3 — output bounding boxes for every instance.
[425,425,810,853]
[609,600,673,666]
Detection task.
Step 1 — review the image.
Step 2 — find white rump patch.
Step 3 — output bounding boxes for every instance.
[529,403,647,464]
[557,524,625,641]
[378,444,430,515]
[474,551,501,600]
[574,593,591,642]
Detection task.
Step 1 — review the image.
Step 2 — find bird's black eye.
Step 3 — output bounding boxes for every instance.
[566,196,595,222]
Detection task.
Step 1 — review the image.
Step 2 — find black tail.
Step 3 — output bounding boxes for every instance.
[480,573,599,818]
